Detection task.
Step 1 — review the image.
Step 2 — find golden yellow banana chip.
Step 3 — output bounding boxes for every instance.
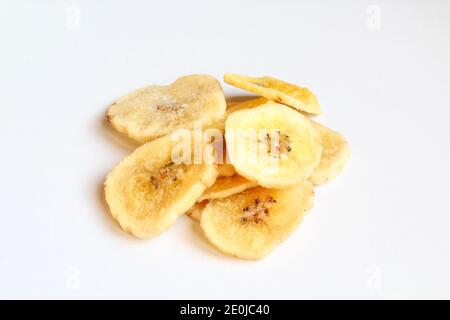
[200,181,314,260]
[224,73,321,115]
[217,164,235,177]
[186,201,207,222]
[107,74,226,142]
[226,97,268,115]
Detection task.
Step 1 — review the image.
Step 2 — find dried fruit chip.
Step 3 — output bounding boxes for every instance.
[200,181,314,259]
[308,121,349,185]
[197,175,258,202]
[226,97,268,115]
[217,164,236,177]
[186,201,208,222]
[104,134,218,238]
[224,73,321,115]
[225,101,322,188]
[107,74,226,142]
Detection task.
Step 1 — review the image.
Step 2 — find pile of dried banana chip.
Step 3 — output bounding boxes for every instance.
[104,73,349,259]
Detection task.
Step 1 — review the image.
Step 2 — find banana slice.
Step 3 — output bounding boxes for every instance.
[186,201,207,222]
[223,99,348,185]
[225,102,322,188]
[217,164,235,177]
[201,181,314,260]
[224,73,321,115]
[203,98,254,133]
[107,74,226,142]
[217,138,236,177]
[198,175,258,202]
[104,134,218,238]
[308,121,349,185]
[226,97,268,115]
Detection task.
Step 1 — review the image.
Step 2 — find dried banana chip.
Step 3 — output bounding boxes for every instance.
[217,164,235,177]
[197,175,258,202]
[308,121,349,185]
[186,201,207,222]
[107,75,226,142]
[104,134,218,238]
[224,73,321,115]
[200,181,314,259]
[225,101,322,188]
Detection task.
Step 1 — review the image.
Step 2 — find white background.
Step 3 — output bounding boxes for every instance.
[0,0,449,299]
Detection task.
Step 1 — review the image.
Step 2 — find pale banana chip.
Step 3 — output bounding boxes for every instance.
[224,98,349,186]
[107,75,226,142]
[200,181,314,259]
[308,121,349,185]
[104,134,218,238]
